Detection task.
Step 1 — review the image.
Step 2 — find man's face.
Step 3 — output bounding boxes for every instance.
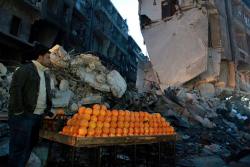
[39,53,51,67]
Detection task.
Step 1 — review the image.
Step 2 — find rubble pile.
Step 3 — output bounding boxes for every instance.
[0,63,12,113]
[152,86,250,166]
[49,45,127,112]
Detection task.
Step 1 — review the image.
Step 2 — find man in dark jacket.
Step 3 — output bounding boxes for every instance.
[8,44,54,167]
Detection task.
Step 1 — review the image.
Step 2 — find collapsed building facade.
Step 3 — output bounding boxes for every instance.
[0,0,147,84]
[139,0,250,93]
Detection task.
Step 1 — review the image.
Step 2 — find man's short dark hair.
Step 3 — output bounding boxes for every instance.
[33,43,51,59]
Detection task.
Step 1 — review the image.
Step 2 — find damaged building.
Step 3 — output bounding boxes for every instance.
[0,0,146,84]
[139,0,250,93]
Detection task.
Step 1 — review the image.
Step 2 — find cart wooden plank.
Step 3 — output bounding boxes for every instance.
[40,130,176,148]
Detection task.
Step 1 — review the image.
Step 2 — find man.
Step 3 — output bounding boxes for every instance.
[8,43,54,167]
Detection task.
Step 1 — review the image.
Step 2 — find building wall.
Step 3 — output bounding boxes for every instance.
[0,0,145,84]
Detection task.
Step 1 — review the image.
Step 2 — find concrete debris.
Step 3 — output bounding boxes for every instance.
[197,83,215,98]
[70,103,78,112]
[158,85,250,166]
[107,70,127,98]
[0,63,12,113]
[49,46,127,101]
[79,95,103,105]
[0,63,7,77]
[49,44,70,68]
[26,152,42,167]
[52,90,74,108]
[59,79,69,91]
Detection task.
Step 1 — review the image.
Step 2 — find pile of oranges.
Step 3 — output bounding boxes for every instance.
[61,104,175,137]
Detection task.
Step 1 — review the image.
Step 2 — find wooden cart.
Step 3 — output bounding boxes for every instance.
[40,130,176,167]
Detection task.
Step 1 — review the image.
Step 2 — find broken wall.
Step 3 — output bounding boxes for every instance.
[140,8,208,90]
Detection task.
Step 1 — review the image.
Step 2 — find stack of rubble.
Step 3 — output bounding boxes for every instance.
[0,63,12,113]
[49,45,127,113]
[152,86,250,166]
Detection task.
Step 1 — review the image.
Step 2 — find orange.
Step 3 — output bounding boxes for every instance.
[144,123,150,128]
[130,116,135,122]
[139,123,144,128]
[134,122,140,128]
[102,134,109,137]
[93,104,101,110]
[73,114,79,120]
[116,128,123,136]
[82,114,91,121]
[98,115,105,122]
[102,127,110,135]
[124,116,130,122]
[95,128,102,137]
[153,122,159,128]
[78,106,86,114]
[85,108,93,115]
[144,128,149,135]
[87,128,95,137]
[62,126,70,134]
[154,128,159,135]
[130,112,135,117]
[111,116,118,122]
[104,116,112,123]
[92,109,100,116]
[90,115,98,122]
[67,119,73,126]
[100,109,106,116]
[117,121,124,128]
[110,121,117,128]
[149,128,154,135]
[101,105,107,111]
[119,110,125,116]
[106,110,112,117]
[128,128,134,136]
[117,116,125,122]
[109,128,116,136]
[139,128,144,135]
[78,127,88,136]
[96,121,104,128]
[89,121,97,129]
[139,111,145,117]
[129,122,135,128]
[155,113,161,118]
[134,128,140,135]
[134,112,139,118]
[103,122,110,128]
[163,122,170,128]
[79,120,89,128]
[124,110,130,117]
[111,110,119,117]
[124,122,130,128]
[122,128,128,136]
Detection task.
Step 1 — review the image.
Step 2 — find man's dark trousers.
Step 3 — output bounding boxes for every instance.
[8,114,42,167]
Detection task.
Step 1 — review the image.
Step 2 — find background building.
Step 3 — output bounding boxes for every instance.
[0,0,146,84]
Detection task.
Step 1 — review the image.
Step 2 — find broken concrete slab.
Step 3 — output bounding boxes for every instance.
[191,156,228,167]
[107,70,127,98]
[52,90,74,108]
[197,83,215,98]
[0,63,7,77]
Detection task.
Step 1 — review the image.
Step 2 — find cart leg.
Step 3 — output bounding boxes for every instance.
[158,143,161,167]
[96,147,101,167]
[133,145,137,167]
[45,142,52,167]
[71,147,76,167]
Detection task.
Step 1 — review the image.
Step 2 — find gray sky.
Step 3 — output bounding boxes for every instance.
[110,0,147,54]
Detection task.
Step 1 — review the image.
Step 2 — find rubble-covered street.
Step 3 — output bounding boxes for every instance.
[1,0,250,166]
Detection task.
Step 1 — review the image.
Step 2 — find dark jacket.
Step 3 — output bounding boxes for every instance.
[8,62,52,116]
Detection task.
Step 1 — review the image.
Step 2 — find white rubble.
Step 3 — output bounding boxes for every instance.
[107,70,127,98]
[49,45,127,100]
